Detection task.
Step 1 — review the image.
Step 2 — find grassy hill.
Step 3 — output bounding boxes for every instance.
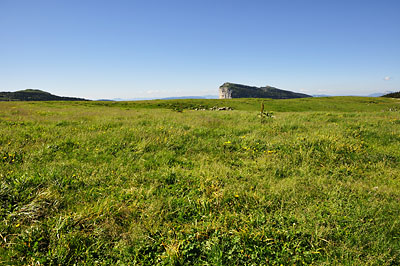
[382,91,400,98]
[220,82,311,99]
[0,89,89,101]
[0,97,399,264]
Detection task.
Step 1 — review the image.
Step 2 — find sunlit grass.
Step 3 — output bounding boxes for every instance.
[1,97,399,265]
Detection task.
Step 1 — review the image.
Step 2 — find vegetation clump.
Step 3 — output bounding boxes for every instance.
[259,102,274,123]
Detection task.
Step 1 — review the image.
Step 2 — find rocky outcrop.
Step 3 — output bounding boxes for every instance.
[219,82,311,99]
[219,85,232,99]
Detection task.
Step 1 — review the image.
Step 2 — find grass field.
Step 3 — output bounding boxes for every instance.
[1,97,400,265]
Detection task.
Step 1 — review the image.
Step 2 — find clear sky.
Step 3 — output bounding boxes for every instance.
[1,0,399,99]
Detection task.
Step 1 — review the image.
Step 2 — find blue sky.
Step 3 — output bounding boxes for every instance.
[1,0,399,99]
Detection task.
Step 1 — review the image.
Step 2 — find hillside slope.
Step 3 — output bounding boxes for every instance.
[382,91,400,98]
[219,82,312,99]
[0,89,89,101]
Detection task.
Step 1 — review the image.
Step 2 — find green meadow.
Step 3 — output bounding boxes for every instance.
[1,97,400,265]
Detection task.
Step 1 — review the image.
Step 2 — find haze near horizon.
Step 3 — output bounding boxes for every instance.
[0,0,399,99]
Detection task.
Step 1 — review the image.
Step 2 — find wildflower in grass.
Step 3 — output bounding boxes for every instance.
[224,141,231,144]
[234,194,239,198]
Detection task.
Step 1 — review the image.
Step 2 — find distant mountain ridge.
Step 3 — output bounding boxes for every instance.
[0,89,89,101]
[312,94,331,97]
[160,95,219,100]
[367,91,394,97]
[312,91,394,97]
[97,95,219,101]
[219,82,311,99]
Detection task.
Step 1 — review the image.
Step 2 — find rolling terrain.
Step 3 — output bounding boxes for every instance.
[0,89,88,101]
[0,97,399,265]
